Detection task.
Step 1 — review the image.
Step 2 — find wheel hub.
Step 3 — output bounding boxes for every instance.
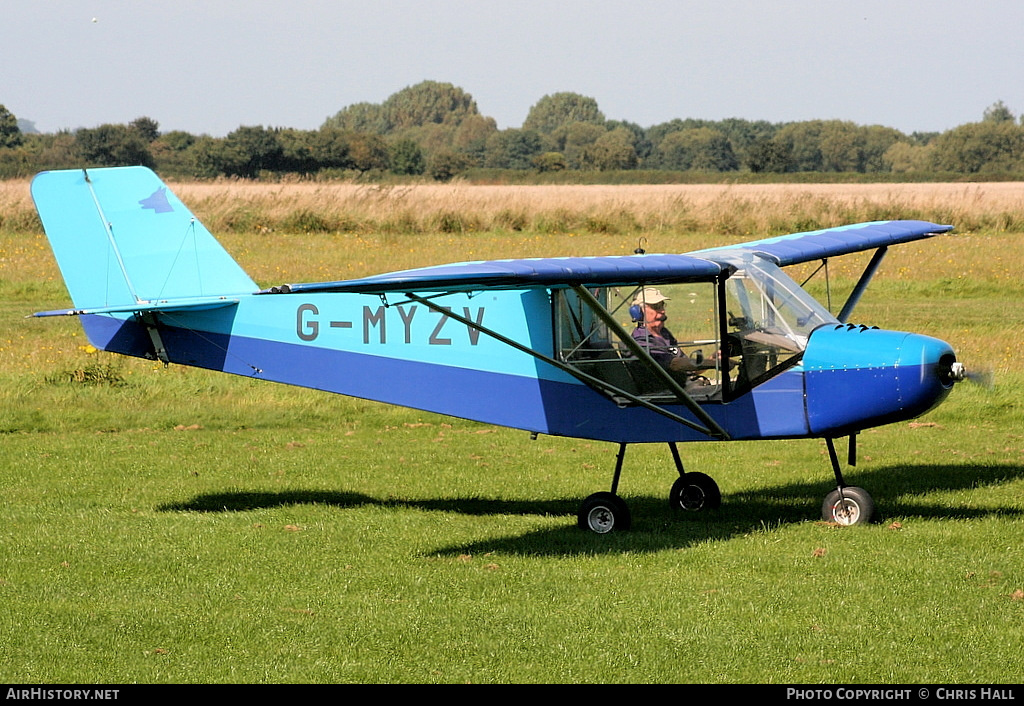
[831,498,861,525]
[586,506,616,533]
[679,485,706,511]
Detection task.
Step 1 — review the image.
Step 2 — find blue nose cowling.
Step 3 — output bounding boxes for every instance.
[803,325,956,436]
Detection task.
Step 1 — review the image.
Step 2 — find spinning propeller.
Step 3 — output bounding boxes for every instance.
[942,361,995,388]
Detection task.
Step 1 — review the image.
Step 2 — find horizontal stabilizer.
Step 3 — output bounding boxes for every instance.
[32,295,241,318]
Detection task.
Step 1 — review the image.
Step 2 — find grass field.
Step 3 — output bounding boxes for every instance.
[1,181,1023,683]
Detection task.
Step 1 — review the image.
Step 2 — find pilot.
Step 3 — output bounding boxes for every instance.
[630,287,701,373]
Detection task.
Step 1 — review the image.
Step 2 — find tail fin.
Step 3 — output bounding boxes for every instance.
[31,167,256,311]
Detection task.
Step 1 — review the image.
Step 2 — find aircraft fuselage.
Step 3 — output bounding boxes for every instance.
[77,285,955,445]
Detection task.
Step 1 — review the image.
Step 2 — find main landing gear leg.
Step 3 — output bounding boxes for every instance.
[821,436,875,526]
[577,442,725,534]
[578,443,631,534]
[667,442,721,513]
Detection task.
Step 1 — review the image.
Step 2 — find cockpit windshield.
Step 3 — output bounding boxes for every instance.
[719,252,836,341]
[717,251,838,392]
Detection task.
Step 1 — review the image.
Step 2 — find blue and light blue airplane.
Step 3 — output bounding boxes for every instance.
[31,166,970,533]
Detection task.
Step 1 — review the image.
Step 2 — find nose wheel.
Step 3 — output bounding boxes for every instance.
[822,486,875,526]
[821,437,876,525]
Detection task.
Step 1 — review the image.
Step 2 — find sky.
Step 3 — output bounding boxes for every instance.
[3,1,1023,138]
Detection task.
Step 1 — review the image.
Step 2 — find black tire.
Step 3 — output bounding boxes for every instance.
[669,472,722,513]
[822,486,875,526]
[578,492,632,533]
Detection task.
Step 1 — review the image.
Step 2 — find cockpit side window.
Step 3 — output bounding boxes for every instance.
[552,255,837,406]
[554,282,723,403]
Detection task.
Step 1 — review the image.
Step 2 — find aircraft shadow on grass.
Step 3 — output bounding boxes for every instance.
[158,462,1024,556]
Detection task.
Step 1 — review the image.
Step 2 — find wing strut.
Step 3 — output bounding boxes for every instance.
[838,247,888,323]
[403,292,728,440]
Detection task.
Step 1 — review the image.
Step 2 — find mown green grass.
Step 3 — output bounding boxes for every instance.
[1,223,1023,684]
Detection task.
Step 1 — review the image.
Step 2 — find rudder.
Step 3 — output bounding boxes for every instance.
[31,167,257,311]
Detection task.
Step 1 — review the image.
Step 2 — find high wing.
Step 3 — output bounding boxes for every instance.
[690,219,953,323]
[263,220,950,297]
[691,219,953,266]
[262,254,725,295]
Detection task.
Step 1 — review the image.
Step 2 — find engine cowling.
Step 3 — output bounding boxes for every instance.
[803,324,957,436]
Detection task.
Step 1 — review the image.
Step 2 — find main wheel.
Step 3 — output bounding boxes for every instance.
[578,492,632,533]
[669,472,722,513]
[822,486,875,526]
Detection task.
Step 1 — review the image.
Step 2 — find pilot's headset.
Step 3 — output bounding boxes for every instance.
[629,303,644,323]
[629,289,649,324]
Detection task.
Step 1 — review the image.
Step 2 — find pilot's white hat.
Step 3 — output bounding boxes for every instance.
[632,287,670,306]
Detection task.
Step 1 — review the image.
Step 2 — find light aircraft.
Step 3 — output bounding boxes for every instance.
[30,166,971,533]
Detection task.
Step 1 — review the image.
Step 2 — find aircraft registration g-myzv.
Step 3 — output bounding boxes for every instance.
[31,166,970,533]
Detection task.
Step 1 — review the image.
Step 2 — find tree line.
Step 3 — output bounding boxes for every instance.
[1,82,1022,180]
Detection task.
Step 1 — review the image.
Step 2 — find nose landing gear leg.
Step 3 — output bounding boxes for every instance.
[821,436,875,526]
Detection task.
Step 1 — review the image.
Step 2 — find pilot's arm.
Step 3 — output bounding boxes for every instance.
[667,347,729,373]
[666,353,700,373]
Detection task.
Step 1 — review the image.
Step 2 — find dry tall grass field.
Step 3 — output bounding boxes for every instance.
[3,178,1024,238]
[137,180,1024,236]
[167,179,1024,212]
